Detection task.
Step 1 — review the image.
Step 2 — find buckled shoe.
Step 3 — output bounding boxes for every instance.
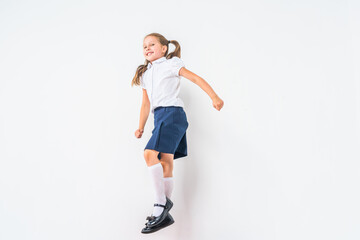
[144,197,173,228]
[141,212,174,234]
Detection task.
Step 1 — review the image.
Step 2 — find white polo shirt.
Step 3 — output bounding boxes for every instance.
[140,56,186,114]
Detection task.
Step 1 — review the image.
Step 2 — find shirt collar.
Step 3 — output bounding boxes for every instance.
[147,57,167,69]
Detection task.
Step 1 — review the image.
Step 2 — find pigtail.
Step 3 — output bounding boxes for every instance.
[131,61,149,87]
[166,40,181,59]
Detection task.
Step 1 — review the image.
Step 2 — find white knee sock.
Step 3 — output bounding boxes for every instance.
[164,177,174,199]
[147,163,166,217]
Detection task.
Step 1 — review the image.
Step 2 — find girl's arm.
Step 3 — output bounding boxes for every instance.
[135,89,150,139]
[179,67,224,111]
[139,89,150,130]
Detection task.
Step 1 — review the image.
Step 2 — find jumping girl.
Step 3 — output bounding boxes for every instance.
[131,32,224,234]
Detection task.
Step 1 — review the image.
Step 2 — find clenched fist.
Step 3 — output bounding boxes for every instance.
[212,95,224,111]
[135,128,144,138]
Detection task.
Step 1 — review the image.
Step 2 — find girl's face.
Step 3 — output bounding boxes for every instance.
[143,36,167,63]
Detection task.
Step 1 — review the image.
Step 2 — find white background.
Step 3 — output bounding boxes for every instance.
[0,0,359,239]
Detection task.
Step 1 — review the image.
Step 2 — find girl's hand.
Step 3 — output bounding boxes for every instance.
[212,95,224,111]
[135,128,144,138]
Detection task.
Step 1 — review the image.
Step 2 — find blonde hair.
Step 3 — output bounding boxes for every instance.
[131,33,182,87]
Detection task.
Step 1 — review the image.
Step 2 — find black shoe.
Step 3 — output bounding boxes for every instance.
[141,212,175,234]
[145,197,173,228]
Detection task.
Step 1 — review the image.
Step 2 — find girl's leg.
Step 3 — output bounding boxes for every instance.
[159,153,175,199]
[159,153,174,177]
[144,149,161,167]
[144,149,166,216]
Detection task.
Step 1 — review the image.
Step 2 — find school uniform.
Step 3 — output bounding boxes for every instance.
[140,56,189,160]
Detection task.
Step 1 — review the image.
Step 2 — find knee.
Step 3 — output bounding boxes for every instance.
[161,160,170,169]
[143,150,151,165]
[144,150,159,166]
[161,160,173,172]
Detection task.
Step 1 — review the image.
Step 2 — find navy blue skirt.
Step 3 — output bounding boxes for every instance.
[144,106,189,160]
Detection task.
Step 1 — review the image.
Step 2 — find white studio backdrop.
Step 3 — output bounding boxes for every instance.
[0,0,359,239]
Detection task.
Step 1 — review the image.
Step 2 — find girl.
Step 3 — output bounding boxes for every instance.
[131,33,224,234]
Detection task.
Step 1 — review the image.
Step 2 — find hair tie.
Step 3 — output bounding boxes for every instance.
[168,40,171,44]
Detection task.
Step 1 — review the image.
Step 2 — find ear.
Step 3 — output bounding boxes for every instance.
[162,45,167,53]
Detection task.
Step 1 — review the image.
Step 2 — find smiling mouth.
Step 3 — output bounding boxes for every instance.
[146,52,153,56]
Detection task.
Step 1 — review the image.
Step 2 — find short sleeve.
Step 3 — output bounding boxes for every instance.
[170,57,185,76]
[140,75,146,89]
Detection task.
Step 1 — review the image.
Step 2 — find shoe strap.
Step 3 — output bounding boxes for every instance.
[154,203,167,209]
